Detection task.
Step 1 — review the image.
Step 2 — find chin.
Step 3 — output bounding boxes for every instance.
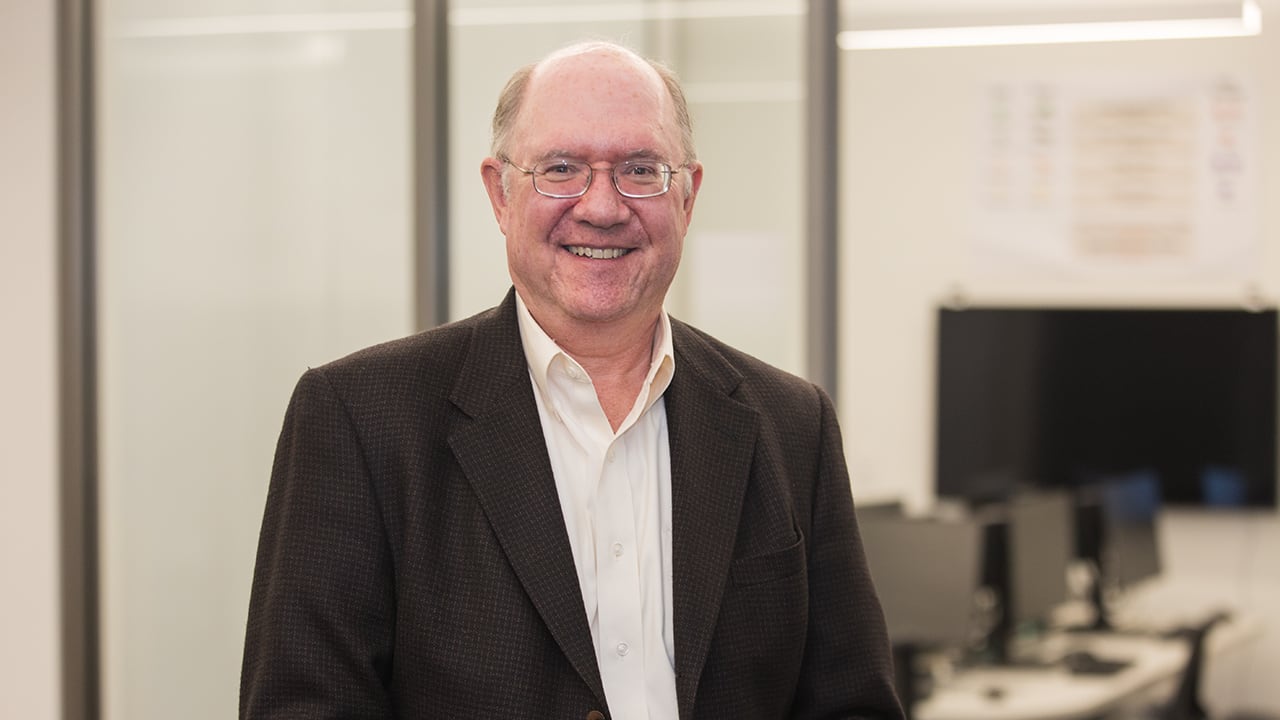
[568,306,632,325]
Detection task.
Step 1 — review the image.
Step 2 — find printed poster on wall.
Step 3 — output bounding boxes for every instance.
[972,75,1256,279]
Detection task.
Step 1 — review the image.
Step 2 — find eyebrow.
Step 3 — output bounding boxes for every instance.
[531,148,667,164]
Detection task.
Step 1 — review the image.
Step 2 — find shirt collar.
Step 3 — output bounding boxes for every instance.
[515,292,676,415]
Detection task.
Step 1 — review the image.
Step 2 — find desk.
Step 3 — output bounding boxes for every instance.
[914,614,1258,720]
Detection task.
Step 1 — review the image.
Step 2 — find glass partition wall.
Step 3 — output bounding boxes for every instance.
[92,2,806,719]
[96,2,413,718]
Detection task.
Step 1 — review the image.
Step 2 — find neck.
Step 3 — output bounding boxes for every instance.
[528,304,661,432]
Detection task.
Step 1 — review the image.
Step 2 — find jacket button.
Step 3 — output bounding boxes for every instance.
[586,712,605,720]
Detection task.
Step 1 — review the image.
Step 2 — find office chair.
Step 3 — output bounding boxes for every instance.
[1159,613,1279,720]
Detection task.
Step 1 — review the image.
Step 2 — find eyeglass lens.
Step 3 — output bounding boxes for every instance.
[533,160,672,198]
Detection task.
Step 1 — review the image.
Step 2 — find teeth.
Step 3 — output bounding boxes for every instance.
[567,246,629,259]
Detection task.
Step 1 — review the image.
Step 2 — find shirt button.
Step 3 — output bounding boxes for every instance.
[612,542,624,557]
[606,449,616,463]
[616,642,630,657]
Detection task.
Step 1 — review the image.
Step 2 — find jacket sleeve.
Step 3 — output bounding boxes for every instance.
[240,368,397,719]
[791,386,906,720]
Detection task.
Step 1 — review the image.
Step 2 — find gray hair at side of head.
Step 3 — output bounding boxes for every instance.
[490,40,697,196]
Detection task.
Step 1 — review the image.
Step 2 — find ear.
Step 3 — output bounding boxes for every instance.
[682,162,704,224]
[480,157,510,233]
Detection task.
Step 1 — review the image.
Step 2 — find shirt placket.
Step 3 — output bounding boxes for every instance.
[552,358,650,720]
[593,439,648,720]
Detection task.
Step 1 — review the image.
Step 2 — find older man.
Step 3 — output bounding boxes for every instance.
[240,41,902,720]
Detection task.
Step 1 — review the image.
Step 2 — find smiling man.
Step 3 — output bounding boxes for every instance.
[240,41,903,720]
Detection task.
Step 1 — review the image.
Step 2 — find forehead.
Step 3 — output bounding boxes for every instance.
[513,50,680,159]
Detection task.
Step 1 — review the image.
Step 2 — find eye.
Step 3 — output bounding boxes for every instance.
[620,161,665,181]
[537,160,584,180]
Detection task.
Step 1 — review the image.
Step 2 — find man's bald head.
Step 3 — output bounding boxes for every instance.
[489,41,696,170]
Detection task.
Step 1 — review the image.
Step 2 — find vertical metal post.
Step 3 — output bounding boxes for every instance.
[57,0,101,717]
[415,0,451,329]
[806,0,840,401]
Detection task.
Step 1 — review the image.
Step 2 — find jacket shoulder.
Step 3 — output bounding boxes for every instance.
[670,319,828,420]
[314,304,503,386]
[671,319,818,393]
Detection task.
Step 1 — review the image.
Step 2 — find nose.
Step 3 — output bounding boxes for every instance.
[570,167,631,228]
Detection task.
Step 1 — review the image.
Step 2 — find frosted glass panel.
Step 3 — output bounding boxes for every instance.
[96,2,412,719]
[448,1,807,376]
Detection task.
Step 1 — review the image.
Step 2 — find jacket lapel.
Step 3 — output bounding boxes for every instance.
[666,322,760,719]
[445,292,607,709]
[442,297,760,717]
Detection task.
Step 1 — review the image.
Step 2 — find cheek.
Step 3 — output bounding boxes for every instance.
[505,217,557,275]
[510,202,570,244]
[656,210,689,256]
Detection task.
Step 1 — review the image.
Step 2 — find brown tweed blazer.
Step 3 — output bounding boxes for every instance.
[240,289,903,720]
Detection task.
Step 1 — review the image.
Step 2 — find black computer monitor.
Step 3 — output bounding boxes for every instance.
[1074,489,1105,572]
[936,307,1278,508]
[857,510,988,714]
[1100,471,1163,592]
[856,511,984,649]
[967,491,1073,664]
[1072,472,1163,631]
[1007,490,1075,635]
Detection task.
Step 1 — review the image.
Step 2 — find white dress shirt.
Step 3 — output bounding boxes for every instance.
[515,294,678,720]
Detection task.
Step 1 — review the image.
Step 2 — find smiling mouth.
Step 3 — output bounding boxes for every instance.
[565,245,632,260]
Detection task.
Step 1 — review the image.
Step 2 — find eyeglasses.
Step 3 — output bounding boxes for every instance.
[501,157,683,199]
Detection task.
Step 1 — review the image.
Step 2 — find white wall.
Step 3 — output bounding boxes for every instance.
[0,0,62,718]
[839,4,1280,712]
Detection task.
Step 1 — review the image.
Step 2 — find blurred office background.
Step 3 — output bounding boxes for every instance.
[2,0,1278,718]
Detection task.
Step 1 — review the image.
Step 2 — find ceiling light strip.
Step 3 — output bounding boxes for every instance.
[841,0,1261,49]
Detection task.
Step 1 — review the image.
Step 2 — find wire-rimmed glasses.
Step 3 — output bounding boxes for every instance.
[501,157,684,199]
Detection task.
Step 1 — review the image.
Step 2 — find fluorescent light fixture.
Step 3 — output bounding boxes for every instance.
[110,1,1261,45]
[839,0,1261,49]
[116,12,410,39]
